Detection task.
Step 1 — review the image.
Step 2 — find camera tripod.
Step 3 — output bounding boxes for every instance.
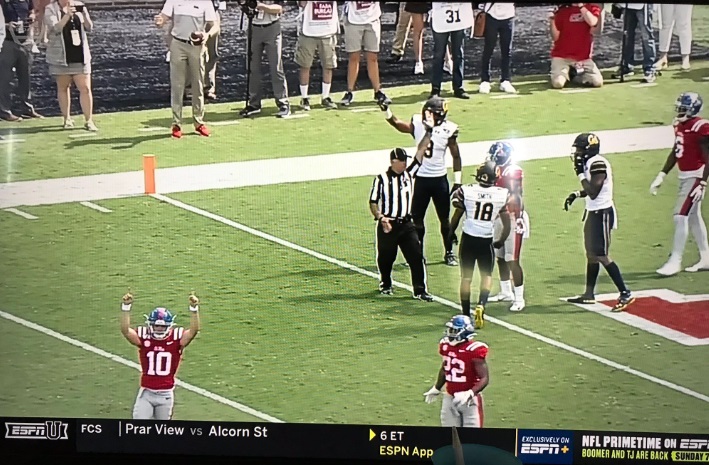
[239,7,256,109]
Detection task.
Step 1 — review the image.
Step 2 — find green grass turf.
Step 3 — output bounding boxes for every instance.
[1,61,708,182]
[1,150,707,432]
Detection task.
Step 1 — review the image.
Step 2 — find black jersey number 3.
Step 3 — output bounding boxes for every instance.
[446,9,461,23]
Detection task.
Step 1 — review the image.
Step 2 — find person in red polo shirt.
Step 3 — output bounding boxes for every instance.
[549,3,603,89]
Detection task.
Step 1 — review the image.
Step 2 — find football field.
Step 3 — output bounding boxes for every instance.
[0,62,708,434]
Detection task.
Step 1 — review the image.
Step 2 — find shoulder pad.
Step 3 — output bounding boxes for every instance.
[443,121,459,133]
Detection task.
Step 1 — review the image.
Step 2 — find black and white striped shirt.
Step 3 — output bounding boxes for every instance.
[369,161,420,219]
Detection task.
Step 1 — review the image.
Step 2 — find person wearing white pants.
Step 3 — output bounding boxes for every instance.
[655,4,693,70]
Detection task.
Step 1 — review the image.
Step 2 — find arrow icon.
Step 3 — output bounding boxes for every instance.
[369,429,376,441]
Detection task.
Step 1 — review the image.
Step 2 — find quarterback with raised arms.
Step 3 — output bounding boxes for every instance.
[380,97,463,266]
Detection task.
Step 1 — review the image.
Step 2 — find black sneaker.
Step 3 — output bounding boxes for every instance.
[444,252,458,267]
[321,97,337,109]
[375,90,392,106]
[340,91,354,106]
[239,105,261,117]
[379,282,393,295]
[301,98,311,111]
[429,89,441,99]
[612,291,635,312]
[413,292,434,302]
[276,103,291,118]
[566,294,596,304]
[454,89,470,99]
[386,54,403,64]
[611,68,634,79]
[643,71,657,83]
[568,65,578,81]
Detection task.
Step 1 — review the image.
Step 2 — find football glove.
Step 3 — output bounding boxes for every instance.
[650,172,666,196]
[452,389,475,407]
[122,292,133,305]
[564,192,580,211]
[492,239,504,249]
[378,99,390,112]
[573,155,585,176]
[690,180,707,203]
[450,183,462,195]
[423,386,440,404]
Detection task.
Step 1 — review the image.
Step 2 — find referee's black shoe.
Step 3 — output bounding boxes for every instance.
[414,292,434,302]
[379,282,393,295]
[567,294,596,304]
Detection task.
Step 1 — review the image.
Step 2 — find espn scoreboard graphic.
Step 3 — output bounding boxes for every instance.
[2,417,708,464]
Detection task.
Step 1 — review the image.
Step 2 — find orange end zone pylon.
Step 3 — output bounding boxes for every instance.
[143,154,156,194]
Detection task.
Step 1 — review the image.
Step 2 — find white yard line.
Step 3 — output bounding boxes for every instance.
[559,89,592,94]
[79,201,112,213]
[138,127,167,132]
[151,193,709,405]
[0,309,284,423]
[490,95,521,99]
[0,125,674,209]
[630,83,658,88]
[0,138,25,145]
[4,207,37,219]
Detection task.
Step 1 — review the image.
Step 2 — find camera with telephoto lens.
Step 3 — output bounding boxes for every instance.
[611,4,624,19]
[238,0,258,17]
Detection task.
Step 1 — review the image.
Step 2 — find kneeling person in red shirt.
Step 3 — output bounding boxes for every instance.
[550,3,603,89]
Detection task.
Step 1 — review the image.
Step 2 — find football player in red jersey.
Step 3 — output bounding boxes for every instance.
[422,315,489,428]
[120,292,201,420]
[650,92,709,275]
[486,142,530,312]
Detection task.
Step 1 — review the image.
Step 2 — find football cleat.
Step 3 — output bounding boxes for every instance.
[488,293,514,302]
[379,282,393,295]
[413,292,434,302]
[510,300,525,312]
[444,252,458,266]
[445,315,476,344]
[611,291,635,313]
[145,307,175,340]
[473,305,485,329]
[685,260,709,272]
[567,295,596,305]
[656,259,682,276]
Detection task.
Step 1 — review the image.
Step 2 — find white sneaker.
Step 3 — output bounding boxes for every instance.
[488,293,514,302]
[31,44,40,54]
[479,82,491,94]
[685,260,709,272]
[500,80,517,93]
[510,300,525,312]
[656,259,682,276]
[443,59,453,74]
[414,61,424,75]
[681,55,691,70]
[165,51,171,63]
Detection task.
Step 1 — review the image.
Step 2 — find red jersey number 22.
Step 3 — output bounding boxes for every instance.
[443,355,467,382]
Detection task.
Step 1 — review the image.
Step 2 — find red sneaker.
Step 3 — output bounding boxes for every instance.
[195,124,210,137]
[171,125,182,139]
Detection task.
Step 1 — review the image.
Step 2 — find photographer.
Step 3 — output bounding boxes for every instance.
[155,0,218,139]
[1,0,43,121]
[613,3,658,83]
[239,0,290,118]
[549,3,603,90]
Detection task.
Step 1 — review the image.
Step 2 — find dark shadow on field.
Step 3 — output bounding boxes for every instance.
[0,125,67,136]
[269,266,360,280]
[670,67,709,83]
[64,133,168,150]
[543,270,662,285]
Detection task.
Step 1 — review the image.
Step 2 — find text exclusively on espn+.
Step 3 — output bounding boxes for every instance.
[580,434,709,462]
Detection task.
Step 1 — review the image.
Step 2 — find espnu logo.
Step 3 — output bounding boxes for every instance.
[518,429,573,465]
[5,421,69,440]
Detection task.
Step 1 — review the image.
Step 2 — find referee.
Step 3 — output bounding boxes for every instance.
[369,145,433,302]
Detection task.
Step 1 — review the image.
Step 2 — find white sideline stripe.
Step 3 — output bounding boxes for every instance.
[490,94,521,99]
[0,138,25,144]
[4,207,37,219]
[80,201,112,213]
[351,108,378,113]
[0,309,284,423]
[281,113,309,119]
[138,127,166,132]
[559,89,592,94]
[152,194,709,406]
[211,120,241,126]
[703,77,709,81]
[630,83,658,88]
[0,125,675,209]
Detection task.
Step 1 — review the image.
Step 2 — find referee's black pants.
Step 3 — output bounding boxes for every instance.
[376,218,427,295]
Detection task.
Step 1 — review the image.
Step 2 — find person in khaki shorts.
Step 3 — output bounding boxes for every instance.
[295,1,339,111]
[155,0,217,139]
[340,1,390,107]
[549,3,603,89]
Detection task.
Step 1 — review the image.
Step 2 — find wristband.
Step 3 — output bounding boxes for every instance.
[454,171,462,184]
[121,303,132,312]
[189,305,199,313]
[385,108,393,120]
[658,171,667,179]
[701,180,707,186]
[574,191,581,197]
[577,173,586,181]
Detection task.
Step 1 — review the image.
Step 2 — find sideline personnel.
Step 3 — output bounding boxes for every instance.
[369,143,434,302]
